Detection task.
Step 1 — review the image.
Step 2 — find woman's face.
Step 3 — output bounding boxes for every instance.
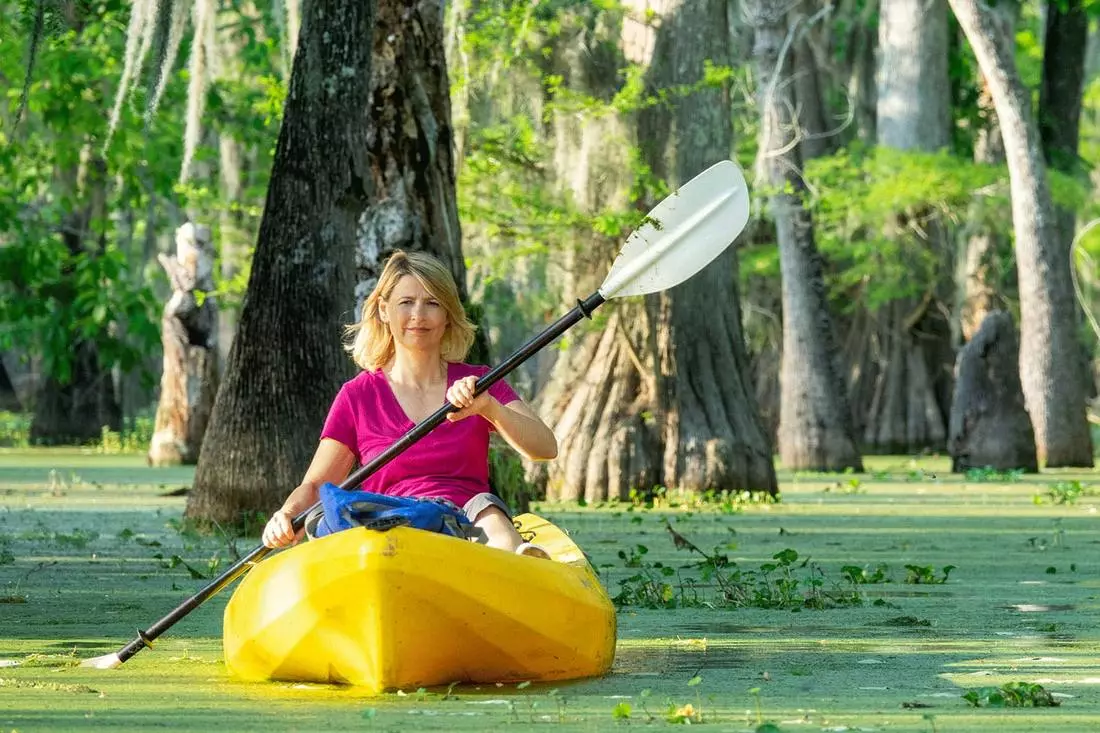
[379,275,448,354]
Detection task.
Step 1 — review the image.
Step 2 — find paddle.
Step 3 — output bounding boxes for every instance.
[82,158,750,670]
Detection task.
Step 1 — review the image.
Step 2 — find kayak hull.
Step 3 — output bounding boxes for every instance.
[222,513,617,691]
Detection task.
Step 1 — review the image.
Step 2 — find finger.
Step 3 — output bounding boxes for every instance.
[447,407,472,422]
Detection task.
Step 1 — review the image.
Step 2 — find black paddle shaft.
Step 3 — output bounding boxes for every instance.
[112,290,606,665]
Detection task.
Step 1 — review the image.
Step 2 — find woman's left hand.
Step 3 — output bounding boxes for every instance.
[446,375,498,422]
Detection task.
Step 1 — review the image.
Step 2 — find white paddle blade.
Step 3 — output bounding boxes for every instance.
[80,652,122,669]
[599,159,750,299]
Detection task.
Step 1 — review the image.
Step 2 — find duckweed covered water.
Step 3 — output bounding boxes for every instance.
[1,451,1098,731]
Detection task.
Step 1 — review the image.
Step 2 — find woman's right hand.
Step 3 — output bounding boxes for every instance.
[262,509,300,549]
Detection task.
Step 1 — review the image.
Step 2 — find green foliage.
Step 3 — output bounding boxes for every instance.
[0,412,31,447]
[0,3,165,387]
[962,681,1060,708]
[805,144,1005,311]
[96,416,154,454]
[611,518,959,608]
[0,0,284,410]
[903,564,955,585]
[965,466,1024,483]
[1035,480,1096,506]
[841,563,890,585]
[489,441,536,513]
[626,484,776,512]
[611,523,866,611]
[802,142,1090,317]
[0,238,160,385]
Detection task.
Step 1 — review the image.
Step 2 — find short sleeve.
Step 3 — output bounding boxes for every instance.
[483,368,521,406]
[320,383,357,451]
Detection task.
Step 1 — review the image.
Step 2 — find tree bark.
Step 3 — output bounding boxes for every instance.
[531,1,776,499]
[791,8,832,162]
[747,0,863,472]
[212,11,250,372]
[0,358,21,412]
[529,4,650,502]
[948,0,1093,467]
[148,223,219,466]
[1039,0,1087,179]
[640,0,776,493]
[186,0,375,524]
[959,0,1016,342]
[877,0,950,150]
[949,310,1037,472]
[351,0,487,365]
[216,134,247,372]
[862,0,953,453]
[839,0,879,143]
[1038,0,1091,403]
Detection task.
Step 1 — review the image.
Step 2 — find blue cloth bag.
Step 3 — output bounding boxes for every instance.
[306,482,474,540]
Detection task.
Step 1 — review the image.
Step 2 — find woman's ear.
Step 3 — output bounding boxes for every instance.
[377,301,389,323]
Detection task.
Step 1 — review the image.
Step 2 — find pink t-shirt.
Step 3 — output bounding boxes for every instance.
[320,362,521,506]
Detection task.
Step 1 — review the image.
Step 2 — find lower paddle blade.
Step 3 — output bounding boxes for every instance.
[80,652,123,670]
[599,160,749,299]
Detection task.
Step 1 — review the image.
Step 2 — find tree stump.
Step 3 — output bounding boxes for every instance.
[948,310,1038,472]
[148,223,219,466]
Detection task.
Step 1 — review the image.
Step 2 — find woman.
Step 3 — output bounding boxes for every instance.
[261,250,558,557]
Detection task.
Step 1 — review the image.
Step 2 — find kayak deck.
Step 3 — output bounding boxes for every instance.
[222,513,617,691]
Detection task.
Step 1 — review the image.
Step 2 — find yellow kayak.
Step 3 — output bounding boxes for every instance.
[222,513,617,691]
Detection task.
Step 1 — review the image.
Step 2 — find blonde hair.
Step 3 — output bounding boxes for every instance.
[346,250,476,371]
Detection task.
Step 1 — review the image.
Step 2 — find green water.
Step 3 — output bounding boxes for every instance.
[1,452,1098,731]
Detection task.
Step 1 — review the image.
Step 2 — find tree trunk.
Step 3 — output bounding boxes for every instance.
[959,0,1017,342]
[861,298,951,452]
[790,1,834,161]
[216,134,247,372]
[639,0,776,493]
[747,0,863,472]
[351,0,487,365]
[30,152,121,444]
[863,0,953,453]
[877,0,950,150]
[532,1,777,499]
[0,358,20,412]
[949,310,1037,472]
[1039,0,1087,179]
[529,5,648,502]
[948,0,1093,467]
[186,0,375,524]
[1038,0,1091,402]
[839,0,879,143]
[148,223,219,466]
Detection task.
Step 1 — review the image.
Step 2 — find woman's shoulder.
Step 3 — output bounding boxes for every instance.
[338,369,386,397]
[449,362,491,378]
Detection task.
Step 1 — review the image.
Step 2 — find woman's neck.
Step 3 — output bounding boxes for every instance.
[385,351,447,390]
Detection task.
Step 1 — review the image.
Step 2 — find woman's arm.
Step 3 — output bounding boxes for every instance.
[485,399,558,461]
[262,438,356,548]
[445,376,557,461]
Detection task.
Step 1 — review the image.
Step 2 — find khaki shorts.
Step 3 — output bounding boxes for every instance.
[461,492,512,522]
